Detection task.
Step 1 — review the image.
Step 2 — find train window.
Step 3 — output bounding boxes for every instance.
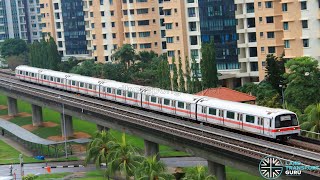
[164,99,170,105]
[88,84,93,89]
[186,103,191,110]
[178,101,185,109]
[270,119,272,127]
[107,87,112,93]
[237,114,243,121]
[258,117,263,125]
[158,98,162,104]
[171,101,176,107]
[26,72,29,76]
[80,82,84,87]
[227,111,235,119]
[117,89,122,95]
[43,75,46,79]
[72,81,76,86]
[246,115,255,123]
[219,110,224,117]
[50,77,54,81]
[19,71,23,75]
[208,108,216,115]
[127,91,133,97]
[151,96,157,103]
[57,78,60,82]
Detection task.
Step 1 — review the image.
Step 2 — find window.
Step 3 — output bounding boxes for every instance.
[258,117,263,125]
[265,1,273,8]
[283,22,289,30]
[166,37,174,43]
[127,91,133,97]
[164,99,170,105]
[165,23,172,29]
[190,36,198,45]
[261,47,265,52]
[267,32,274,38]
[266,16,274,23]
[258,2,262,7]
[88,84,93,89]
[117,90,122,95]
[268,46,275,53]
[72,81,76,86]
[191,49,199,59]
[282,3,288,12]
[80,82,84,87]
[151,96,157,103]
[209,108,216,115]
[246,115,255,123]
[107,87,112,93]
[302,39,309,47]
[56,78,60,82]
[260,32,263,37]
[178,102,184,109]
[168,51,175,57]
[302,20,308,28]
[284,40,290,48]
[227,112,235,119]
[300,1,307,10]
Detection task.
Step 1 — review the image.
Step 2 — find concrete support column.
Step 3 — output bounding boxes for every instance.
[7,97,18,116]
[61,114,73,137]
[144,140,159,160]
[208,161,226,180]
[96,124,109,132]
[31,104,43,127]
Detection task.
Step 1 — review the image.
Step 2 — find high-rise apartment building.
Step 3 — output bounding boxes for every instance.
[0,0,42,43]
[235,0,320,81]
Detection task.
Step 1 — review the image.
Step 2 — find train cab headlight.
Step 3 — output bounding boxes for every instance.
[277,129,281,132]
[293,127,296,130]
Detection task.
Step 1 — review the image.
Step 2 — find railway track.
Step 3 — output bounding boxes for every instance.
[0,70,319,177]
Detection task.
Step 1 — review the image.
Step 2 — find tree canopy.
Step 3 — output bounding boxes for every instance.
[200,41,218,89]
[0,38,28,57]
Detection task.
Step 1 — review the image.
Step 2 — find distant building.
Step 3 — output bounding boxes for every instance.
[195,87,256,104]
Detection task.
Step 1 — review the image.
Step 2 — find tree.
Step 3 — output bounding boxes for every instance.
[70,60,102,77]
[0,39,28,57]
[39,38,48,68]
[178,56,185,92]
[58,57,80,73]
[157,55,171,90]
[265,54,285,94]
[85,130,115,168]
[183,166,216,180]
[185,57,192,93]
[171,57,179,91]
[106,133,142,179]
[47,36,61,70]
[112,44,136,68]
[191,58,202,93]
[200,41,218,89]
[300,104,320,139]
[138,50,158,64]
[6,55,25,70]
[103,63,130,82]
[284,57,320,111]
[134,155,174,180]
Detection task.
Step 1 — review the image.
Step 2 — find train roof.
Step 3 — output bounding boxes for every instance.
[198,97,294,118]
[67,75,106,85]
[144,88,203,103]
[16,65,45,73]
[102,81,145,93]
[40,70,72,79]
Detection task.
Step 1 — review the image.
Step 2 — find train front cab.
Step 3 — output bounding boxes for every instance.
[273,114,300,140]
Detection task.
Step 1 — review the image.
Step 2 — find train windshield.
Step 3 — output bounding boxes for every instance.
[275,114,298,128]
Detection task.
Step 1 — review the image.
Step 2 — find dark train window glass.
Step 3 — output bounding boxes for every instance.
[50,77,54,81]
[209,108,216,115]
[151,96,157,103]
[164,99,170,105]
[246,115,255,123]
[107,87,112,93]
[127,91,133,97]
[227,111,235,119]
[26,72,29,76]
[43,75,47,79]
[57,78,60,82]
[19,71,22,74]
[72,81,76,86]
[80,82,84,87]
[178,101,184,109]
[275,114,298,128]
[117,90,122,95]
[88,84,92,89]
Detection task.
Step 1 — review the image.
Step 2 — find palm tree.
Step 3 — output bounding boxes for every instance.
[183,165,216,180]
[300,104,320,139]
[85,130,115,168]
[106,133,142,179]
[135,155,175,180]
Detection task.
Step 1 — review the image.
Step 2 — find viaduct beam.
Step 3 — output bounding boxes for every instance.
[0,87,310,180]
[31,104,43,127]
[61,113,73,137]
[7,96,18,116]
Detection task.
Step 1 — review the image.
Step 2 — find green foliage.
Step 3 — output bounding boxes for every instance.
[135,155,174,180]
[103,63,130,82]
[70,60,104,77]
[46,37,61,70]
[1,39,28,57]
[172,57,179,91]
[191,58,202,93]
[157,55,171,90]
[22,174,38,180]
[58,57,80,73]
[185,57,192,93]
[178,56,185,92]
[112,44,136,67]
[200,41,218,89]
[300,104,320,139]
[85,130,116,168]
[284,57,320,111]
[265,54,285,94]
[183,166,216,180]
[6,55,25,70]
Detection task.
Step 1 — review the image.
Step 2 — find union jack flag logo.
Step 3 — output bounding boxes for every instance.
[259,156,283,179]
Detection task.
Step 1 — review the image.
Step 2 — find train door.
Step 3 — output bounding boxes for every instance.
[258,117,264,134]
[171,100,176,115]
[219,110,224,125]
[237,113,243,129]
[263,118,271,137]
[202,106,207,122]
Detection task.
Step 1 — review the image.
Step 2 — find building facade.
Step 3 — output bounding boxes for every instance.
[0,0,42,43]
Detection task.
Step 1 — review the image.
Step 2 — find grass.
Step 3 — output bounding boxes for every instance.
[226,167,263,180]
[76,170,106,180]
[0,109,7,115]
[36,172,71,179]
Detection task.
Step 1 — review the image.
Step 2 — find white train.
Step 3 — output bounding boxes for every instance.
[15,65,300,140]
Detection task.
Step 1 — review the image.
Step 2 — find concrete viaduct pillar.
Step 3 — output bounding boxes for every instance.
[208,161,226,180]
[7,97,18,116]
[144,140,159,160]
[61,114,73,137]
[31,104,43,126]
[96,124,109,132]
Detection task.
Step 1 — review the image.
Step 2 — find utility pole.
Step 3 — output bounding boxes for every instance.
[19,154,24,178]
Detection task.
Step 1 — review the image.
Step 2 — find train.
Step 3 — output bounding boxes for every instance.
[15,65,300,140]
